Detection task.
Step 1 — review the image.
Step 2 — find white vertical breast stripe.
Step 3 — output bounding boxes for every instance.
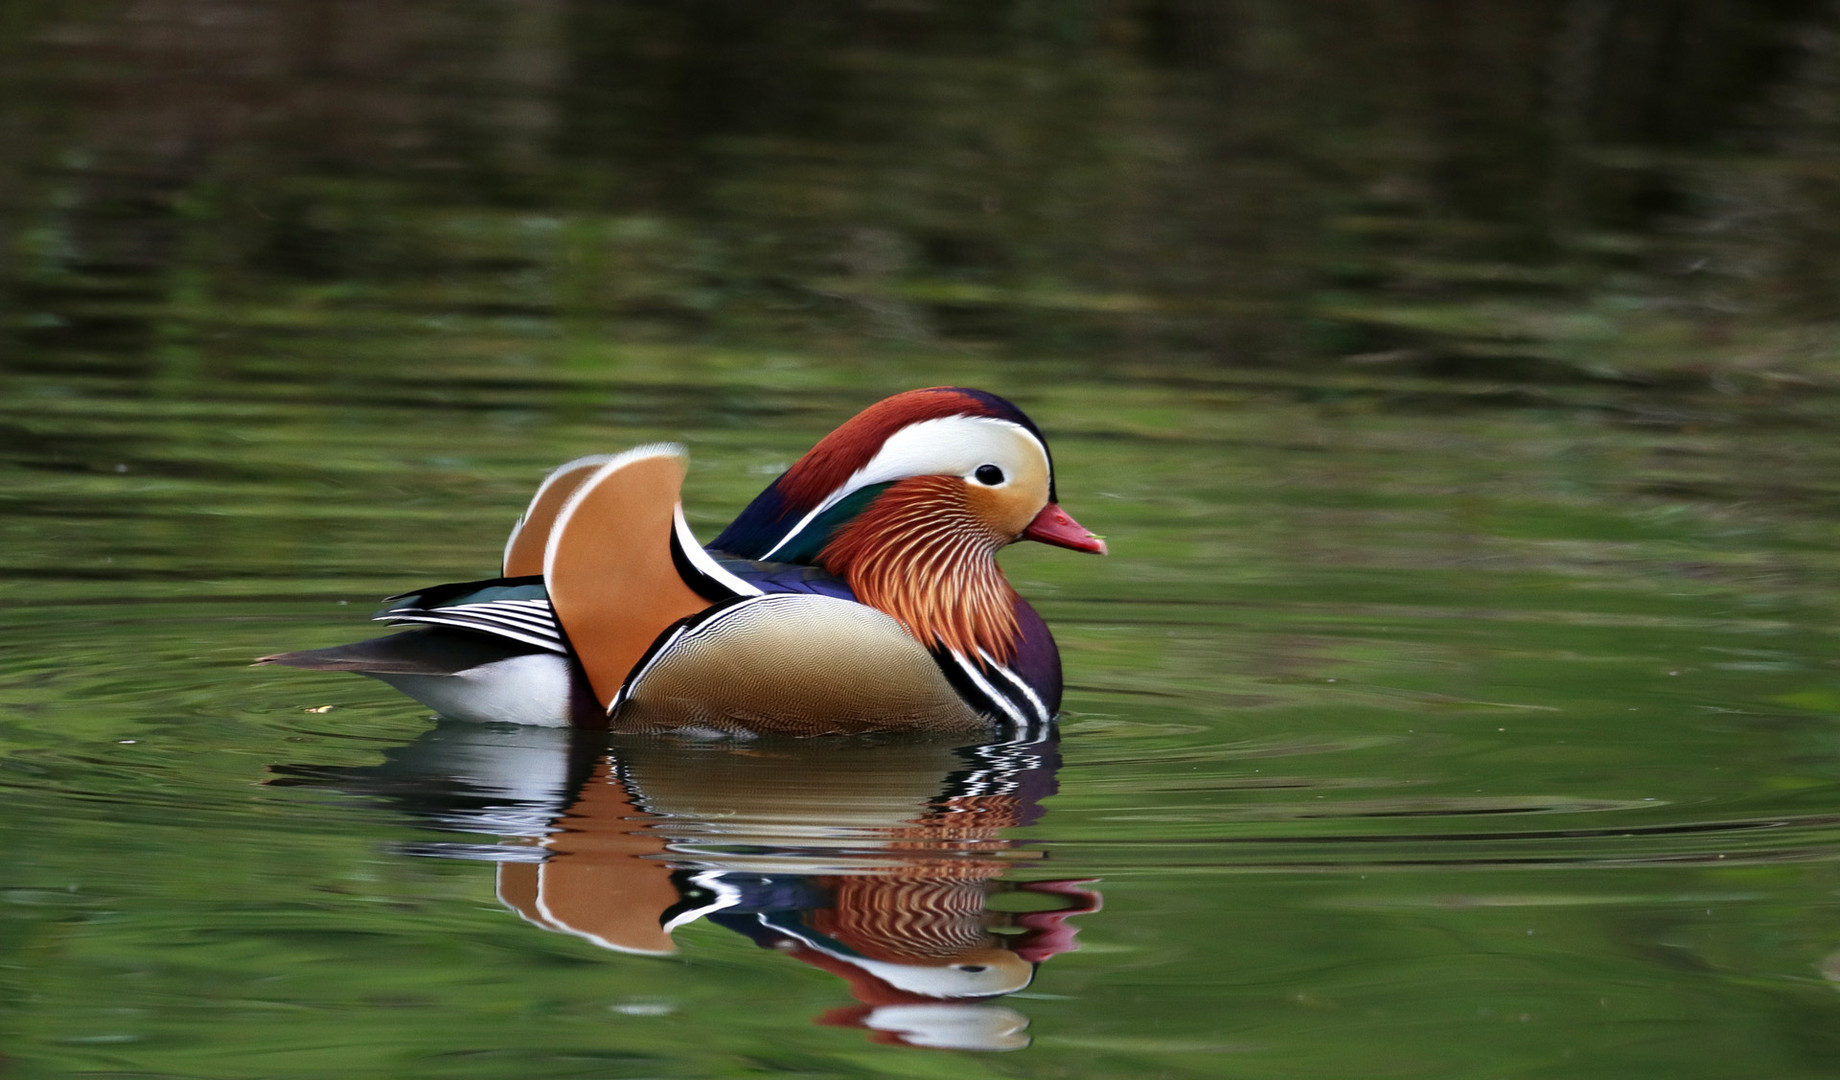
[977,647,1050,725]
[947,650,1029,728]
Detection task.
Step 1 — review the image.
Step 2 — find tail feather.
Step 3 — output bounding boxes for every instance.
[255,627,542,677]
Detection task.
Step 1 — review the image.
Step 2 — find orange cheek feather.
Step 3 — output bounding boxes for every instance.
[821,478,1021,662]
[963,483,1037,540]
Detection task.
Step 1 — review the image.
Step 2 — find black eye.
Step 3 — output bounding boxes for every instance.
[974,464,1004,485]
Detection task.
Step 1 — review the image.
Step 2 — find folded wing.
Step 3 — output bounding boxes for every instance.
[502,454,620,577]
[543,444,713,706]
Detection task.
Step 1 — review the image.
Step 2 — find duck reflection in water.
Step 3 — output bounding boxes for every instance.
[274,721,1101,1052]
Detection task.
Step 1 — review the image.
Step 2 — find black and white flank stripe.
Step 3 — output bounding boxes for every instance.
[375,596,568,654]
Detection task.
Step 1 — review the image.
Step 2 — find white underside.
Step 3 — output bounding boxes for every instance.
[373,652,575,727]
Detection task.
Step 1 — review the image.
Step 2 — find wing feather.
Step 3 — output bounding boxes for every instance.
[503,455,621,577]
[543,444,713,707]
[376,599,567,653]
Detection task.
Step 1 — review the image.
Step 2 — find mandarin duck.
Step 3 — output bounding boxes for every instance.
[257,387,1105,736]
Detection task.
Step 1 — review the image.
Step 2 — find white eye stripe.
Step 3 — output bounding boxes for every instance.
[850,416,1043,496]
[763,416,1048,560]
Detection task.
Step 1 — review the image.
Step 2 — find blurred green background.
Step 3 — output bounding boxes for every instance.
[10,0,1840,377]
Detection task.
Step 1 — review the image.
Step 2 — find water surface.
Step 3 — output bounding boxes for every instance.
[5,356,1840,1077]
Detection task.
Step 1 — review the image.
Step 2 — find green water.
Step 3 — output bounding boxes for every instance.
[6,350,1839,1077]
[8,2,1840,1076]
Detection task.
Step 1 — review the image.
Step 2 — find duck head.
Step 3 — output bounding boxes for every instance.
[711,388,1104,663]
[714,388,1106,561]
